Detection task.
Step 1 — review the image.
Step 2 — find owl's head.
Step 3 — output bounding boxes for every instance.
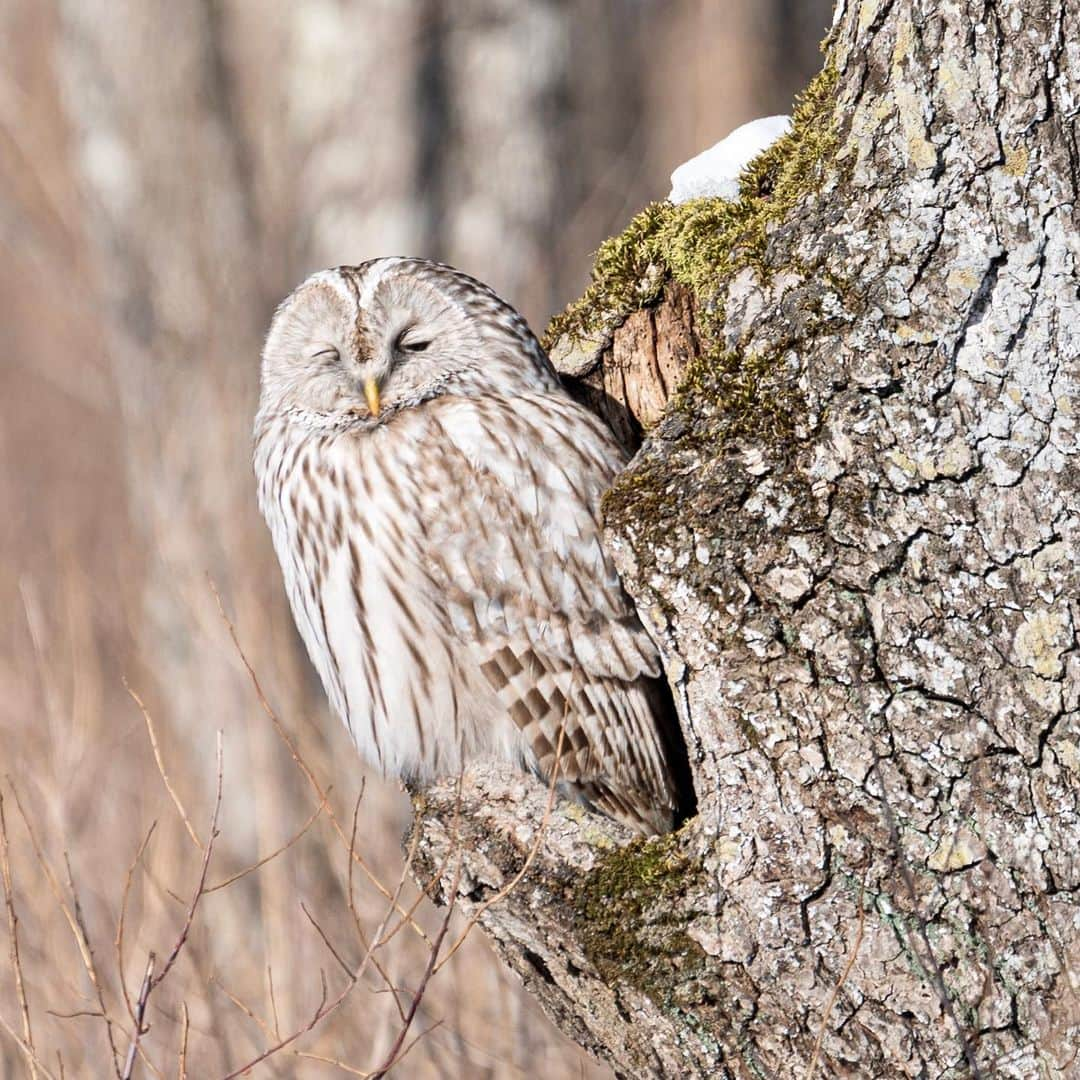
[258,258,557,427]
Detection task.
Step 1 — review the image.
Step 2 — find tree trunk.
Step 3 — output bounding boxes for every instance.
[411,1,1080,1077]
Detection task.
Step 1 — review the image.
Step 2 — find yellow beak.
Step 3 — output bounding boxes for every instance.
[364,378,381,418]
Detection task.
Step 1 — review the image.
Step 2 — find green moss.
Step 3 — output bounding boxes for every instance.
[598,453,673,530]
[544,60,844,447]
[546,61,840,347]
[575,832,712,1007]
[672,343,807,445]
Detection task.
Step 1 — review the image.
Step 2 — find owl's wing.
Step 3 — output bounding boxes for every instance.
[417,392,680,833]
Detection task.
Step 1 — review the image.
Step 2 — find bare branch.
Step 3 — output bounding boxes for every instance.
[293,1051,373,1076]
[177,1002,189,1080]
[368,856,462,1080]
[376,806,447,952]
[344,793,408,1017]
[266,967,281,1042]
[116,823,159,1025]
[115,733,223,1080]
[301,903,354,980]
[805,879,867,1080]
[61,847,123,1071]
[210,977,274,1043]
[434,723,566,974]
[124,679,203,851]
[210,580,430,945]
[0,1012,58,1080]
[150,732,224,994]
[0,790,39,1080]
[7,782,125,1076]
[216,800,433,1080]
[120,953,156,1080]
[205,794,326,894]
[215,973,357,1080]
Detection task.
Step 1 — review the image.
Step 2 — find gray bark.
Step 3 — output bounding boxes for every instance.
[412,1,1080,1077]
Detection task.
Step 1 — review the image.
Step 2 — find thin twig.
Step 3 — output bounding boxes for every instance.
[218,814,424,1080]
[211,977,274,1043]
[295,1019,443,1078]
[346,793,369,950]
[120,953,156,1080]
[216,975,353,1080]
[805,878,866,1080]
[0,1012,58,1080]
[116,823,159,1025]
[205,795,326,894]
[177,1002,190,1080]
[118,733,223,1080]
[124,680,203,851]
[150,732,224,994]
[0,790,39,1080]
[377,1020,445,1076]
[345,794,428,1018]
[301,903,354,979]
[377,814,450,951]
[210,581,430,944]
[293,1051,373,1077]
[6,781,125,1076]
[434,723,566,974]
[62,847,123,1071]
[344,793,409,1017]
[369,855,462,1080]
[266,967,281,1041]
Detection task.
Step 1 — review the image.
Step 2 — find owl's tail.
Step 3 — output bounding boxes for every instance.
[567,777,680,837]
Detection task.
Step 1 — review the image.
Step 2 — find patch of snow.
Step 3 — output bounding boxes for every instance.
[668,115,792,204]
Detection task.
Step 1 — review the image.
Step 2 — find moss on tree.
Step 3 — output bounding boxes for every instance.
[543,60,840,339]
[544,59,845,450]
[575,832,714,1008]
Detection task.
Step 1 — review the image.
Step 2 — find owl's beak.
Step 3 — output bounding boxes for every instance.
[363,378,381,417]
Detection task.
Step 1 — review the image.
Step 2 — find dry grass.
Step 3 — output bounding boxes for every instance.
[0,577,605,1078]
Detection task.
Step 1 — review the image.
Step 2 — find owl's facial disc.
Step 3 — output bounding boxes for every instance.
[259,259,557,430]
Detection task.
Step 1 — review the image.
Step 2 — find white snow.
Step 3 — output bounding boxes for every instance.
[668,115,792,204]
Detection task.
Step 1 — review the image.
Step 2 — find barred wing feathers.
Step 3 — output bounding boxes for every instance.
[419,392,680,834]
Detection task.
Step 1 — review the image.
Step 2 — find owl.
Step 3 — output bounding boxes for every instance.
[254,258,692,835]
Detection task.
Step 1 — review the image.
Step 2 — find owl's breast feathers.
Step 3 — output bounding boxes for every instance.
[256,390,686,835]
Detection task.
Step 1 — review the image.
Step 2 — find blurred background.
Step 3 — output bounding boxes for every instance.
[1,1,831,1075]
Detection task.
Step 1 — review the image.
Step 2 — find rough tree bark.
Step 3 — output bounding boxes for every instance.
[412,1,1080,1077]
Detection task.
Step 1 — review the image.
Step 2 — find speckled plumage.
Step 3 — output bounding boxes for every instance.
[254,258,685,834]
